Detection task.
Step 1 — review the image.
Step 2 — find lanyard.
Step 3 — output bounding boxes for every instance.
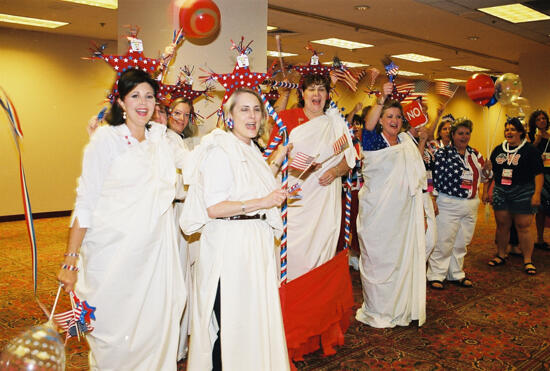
[455,147,470,170]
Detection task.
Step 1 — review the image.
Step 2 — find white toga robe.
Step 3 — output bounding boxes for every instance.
[165,128,199,361]
[180,129,290,371]
[75,123,186,370]
[286,108,356,281]
[355,133,427,328]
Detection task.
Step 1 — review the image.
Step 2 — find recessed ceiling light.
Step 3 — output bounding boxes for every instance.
[62,0,117,9]
[478,3,550,23]
[312,38,374,50]
[398,70,423,77]
[355,5,370,11]
[322,61,370,68]
[266,51,298,57]
[467,36,479,41]
[0,13,69,28]
[435,78,466,83]
[267,25,278,31]
[451,65,490,72]
[391,53,441,62]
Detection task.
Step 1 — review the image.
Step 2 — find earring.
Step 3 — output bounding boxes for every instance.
[123,111,127,120]
[226,118,234,129]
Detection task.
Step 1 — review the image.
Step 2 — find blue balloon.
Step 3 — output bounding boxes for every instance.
[486,95,497,108]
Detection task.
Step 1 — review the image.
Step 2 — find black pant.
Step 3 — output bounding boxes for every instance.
[212,281,222,371]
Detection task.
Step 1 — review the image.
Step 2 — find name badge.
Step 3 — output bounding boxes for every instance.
[426,170,434,192]
[460,170,473,190]
[501,168,513,186]
[543,153,550,167]
[129,38,143,52]
[237,54,249,68]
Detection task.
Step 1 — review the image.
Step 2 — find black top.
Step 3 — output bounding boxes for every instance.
[490,141,543,186]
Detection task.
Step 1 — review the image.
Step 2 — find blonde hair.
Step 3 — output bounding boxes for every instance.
[222,88,268,138]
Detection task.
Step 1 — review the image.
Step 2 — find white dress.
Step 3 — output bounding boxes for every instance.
[73,123,186,370]
[355,133,427,328]
[165,128,199,361]
[286,108,356,281]
[180,129,290,371]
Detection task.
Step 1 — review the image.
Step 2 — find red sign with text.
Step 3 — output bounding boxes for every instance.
[403,100,428,128]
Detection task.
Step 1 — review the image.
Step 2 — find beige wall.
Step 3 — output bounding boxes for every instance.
[0,27,116,216]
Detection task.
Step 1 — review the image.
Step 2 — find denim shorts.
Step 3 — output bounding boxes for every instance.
[492,184,537,214]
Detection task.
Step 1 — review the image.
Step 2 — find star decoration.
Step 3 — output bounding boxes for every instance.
[201,38,272,109]
[88,34,162,102]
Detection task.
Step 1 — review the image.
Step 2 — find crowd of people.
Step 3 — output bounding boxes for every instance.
[56,62,548,369]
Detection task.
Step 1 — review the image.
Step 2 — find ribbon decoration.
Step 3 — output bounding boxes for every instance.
[258,88,290,283]
[1,87,38,294]
[261,80,300,90]
[329,100,353,250]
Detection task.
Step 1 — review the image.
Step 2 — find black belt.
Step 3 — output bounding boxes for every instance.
[173,199,185,203]
[218,214,266,221]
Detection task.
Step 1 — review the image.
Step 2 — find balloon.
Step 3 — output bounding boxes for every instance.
[465,73,495,106]
[179,0,221,39]
[507,96,531,119]
[494,73,522,106]
[0,323,65,370]
[485,95,497,108]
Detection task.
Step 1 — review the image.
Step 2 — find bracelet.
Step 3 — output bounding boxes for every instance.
[241,201,246,214]
[61,263,79,272]
[64,252,79,258]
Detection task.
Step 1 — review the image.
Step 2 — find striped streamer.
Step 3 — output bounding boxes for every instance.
[1,87,38,294]
[261,79,300,90]
[329,100,354,251]
[257,88,289,283]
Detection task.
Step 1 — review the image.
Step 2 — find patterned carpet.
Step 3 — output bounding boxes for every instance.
[1,208,549,370]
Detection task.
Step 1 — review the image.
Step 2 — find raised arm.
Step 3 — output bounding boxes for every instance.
[365,81,392,131]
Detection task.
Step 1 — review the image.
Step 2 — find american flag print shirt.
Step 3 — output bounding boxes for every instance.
[433,146,487,199]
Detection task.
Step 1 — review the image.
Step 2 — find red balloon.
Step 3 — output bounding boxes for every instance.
[179,0,221,39]
[465,73,495,106]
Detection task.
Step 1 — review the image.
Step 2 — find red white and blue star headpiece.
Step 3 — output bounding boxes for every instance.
[87,27,162,102]
[157,66,212,106]
[292,43,333,79]
[201,37,272,106]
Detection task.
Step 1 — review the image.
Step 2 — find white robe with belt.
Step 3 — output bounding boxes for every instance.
[286,107,356,281]
[355,133,427,328]
[76,123,186,370]
[180,129,290,371]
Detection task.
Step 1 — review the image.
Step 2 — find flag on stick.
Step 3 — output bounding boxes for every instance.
[333,134,349,155]
[289,152,316,171]
[435,81,456,98]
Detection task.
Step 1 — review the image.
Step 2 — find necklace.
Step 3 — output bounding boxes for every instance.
[502,139,526,166]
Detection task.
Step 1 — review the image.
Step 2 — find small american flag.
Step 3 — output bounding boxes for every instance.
[331,67,360,92]
[289,152,316,171]
[385,61,399,79]
[400,80,430,104]
[53,307,83,331]
[435,81,456,98]
[333,134,349,155]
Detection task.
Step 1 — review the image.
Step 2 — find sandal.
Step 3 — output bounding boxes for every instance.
[428,280,444,290]
[488,255,507,267]
[534,242,550,251]
[524,262,537,275]
[449,277,473,287]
